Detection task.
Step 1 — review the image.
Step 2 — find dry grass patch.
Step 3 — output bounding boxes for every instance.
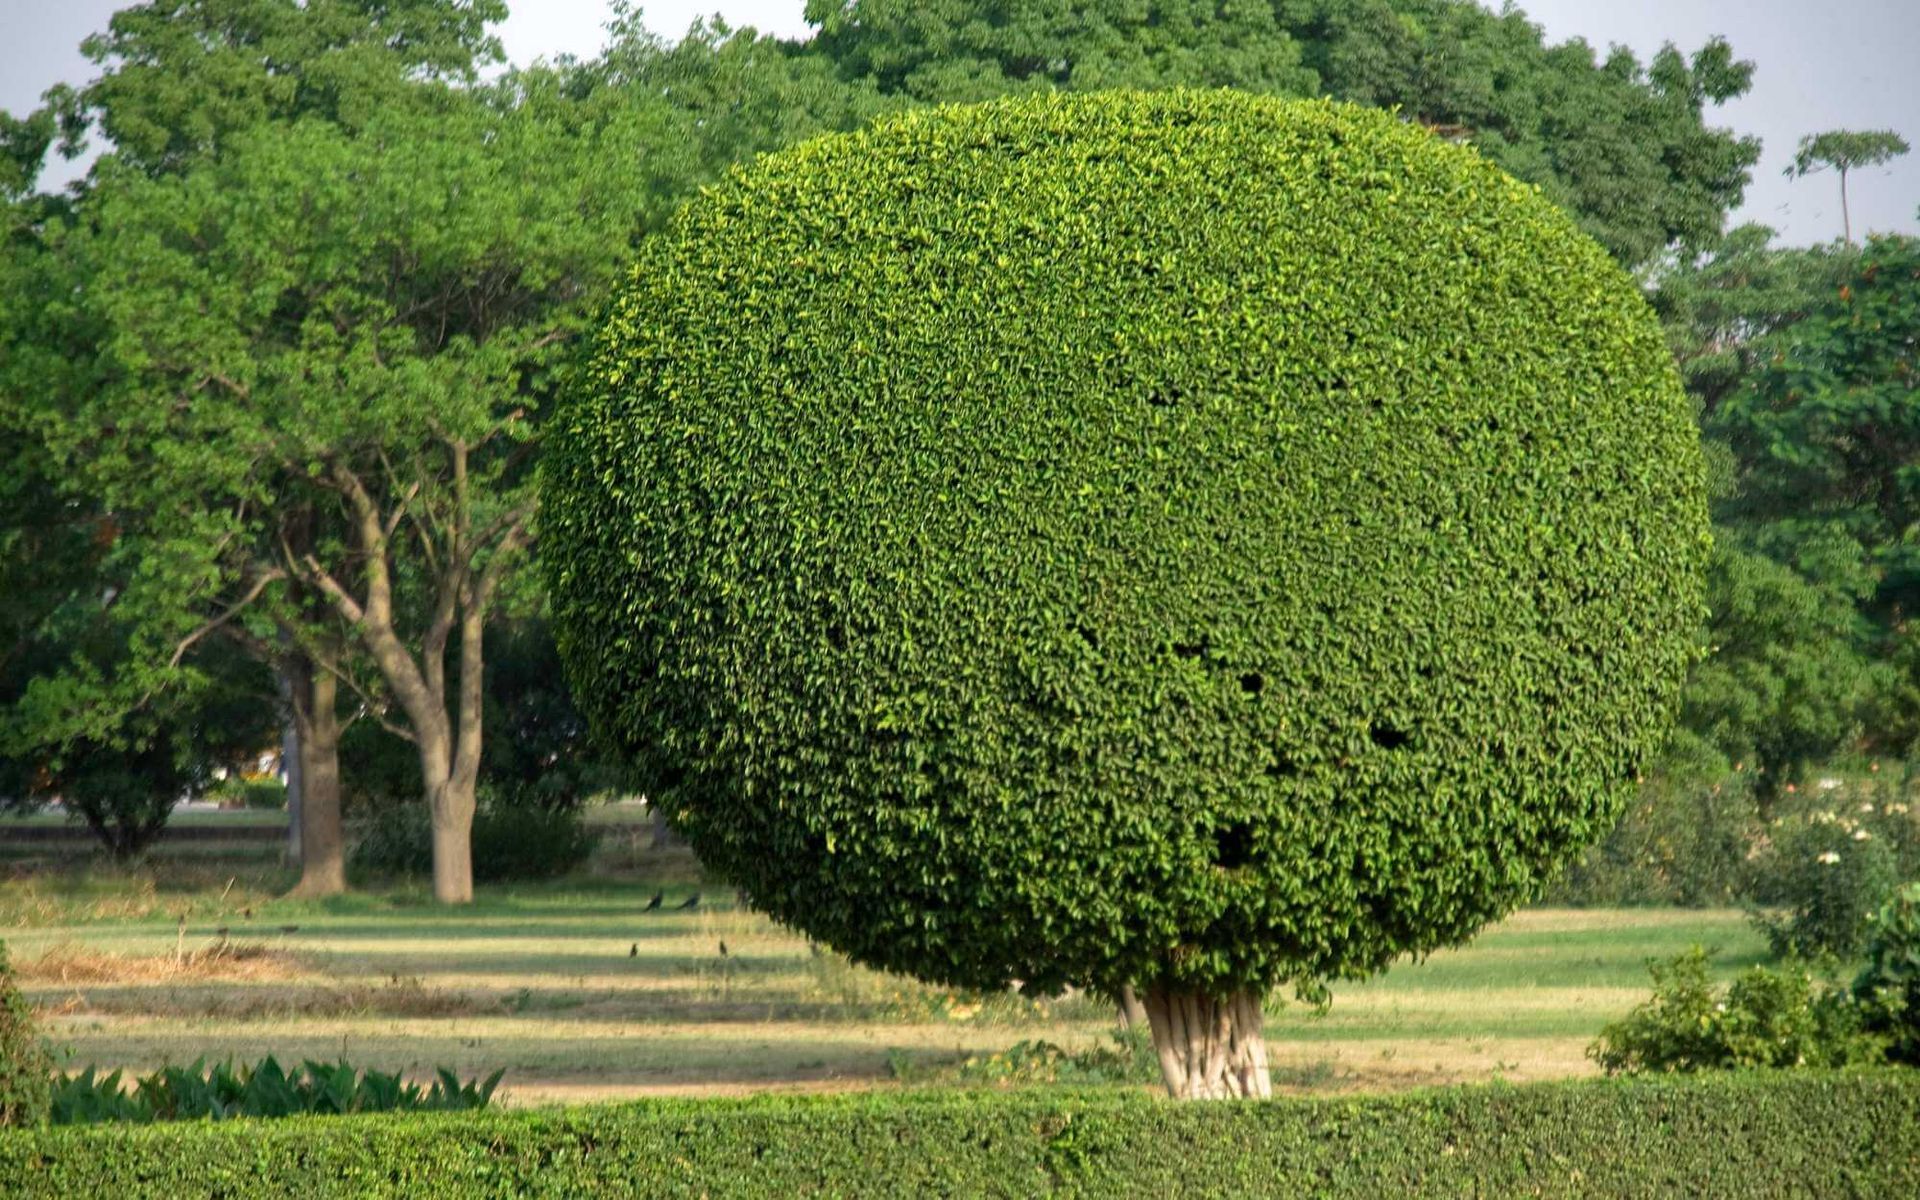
[17,937,305,984]
[27,972,494,1021]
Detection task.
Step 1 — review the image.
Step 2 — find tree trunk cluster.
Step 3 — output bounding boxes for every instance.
[1139,986,1272,1100]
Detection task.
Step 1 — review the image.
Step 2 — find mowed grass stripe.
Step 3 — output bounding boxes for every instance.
[6,879,1770,1097]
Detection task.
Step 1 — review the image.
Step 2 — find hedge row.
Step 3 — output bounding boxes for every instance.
[3,1072,1915,1197]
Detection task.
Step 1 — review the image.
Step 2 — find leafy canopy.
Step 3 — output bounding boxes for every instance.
[803,0,1760,267]
[1788,129,1911,180]
[546,90,1708,998]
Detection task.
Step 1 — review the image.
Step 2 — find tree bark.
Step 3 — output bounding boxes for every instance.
[1139,986,1272,1100]
[285,656,346,897]
[430,789,475,903]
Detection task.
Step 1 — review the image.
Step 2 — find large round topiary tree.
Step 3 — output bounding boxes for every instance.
[544,90,1708,1099]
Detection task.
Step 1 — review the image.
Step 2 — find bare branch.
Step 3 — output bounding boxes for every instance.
[207,372,251,400]
[382,478,422,540]
[302,555,366,625]
[467,500,537,564]
[312,653,415,744]
[169,569,285,668]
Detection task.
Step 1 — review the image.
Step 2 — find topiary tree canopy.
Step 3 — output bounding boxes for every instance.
[544,90,1708,1098]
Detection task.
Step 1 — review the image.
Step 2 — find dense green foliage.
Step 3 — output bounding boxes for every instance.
[48,1057,500,1126]
[0,943,50,1129]
[4,641,278,858]
[1672,542,1878,793]
[1856,883,1920,1064]
[1668,233,1920,793]
[547,90,1707,998]
[1713,236,1920,628]
[1590,948,1882,1073]
[805,0,1761,268]
[1651,224,1855,416]
[3,1075,1917,1196]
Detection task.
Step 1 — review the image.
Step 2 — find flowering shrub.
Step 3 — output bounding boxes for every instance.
[1748,806,1900,960]
[1855,883,1920,1064]
[1590,947,1882,1073]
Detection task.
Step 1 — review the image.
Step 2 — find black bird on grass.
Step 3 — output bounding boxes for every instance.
[629,943,638,958]
[718,940,729,958]
[643,890,663,912]
[675,893,700,911]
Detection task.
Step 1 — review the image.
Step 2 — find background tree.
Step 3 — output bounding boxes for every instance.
[1786,129,1911,245]
[44,0,508,174]
[10,659,275,860]
[804,0,1317,101]
[1640,226,1877,789]
[5,0,518,895]
[1675,541,1877,799]
[4,1,890,898]
[1710,233,1920,749]
[545,92,1708,1099]
[803,0,1760,268]
[591,7,890,177]
[11,81,665,903]
[1650,224,1855,417]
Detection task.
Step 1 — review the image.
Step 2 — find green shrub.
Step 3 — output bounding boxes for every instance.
[350,791,598,882]
[1748,808,1900,959]
[206,776,288,810]
[3,1075,1918,1197]
[48,1057,501,1125]
[1550,769,1758,905]
[544,89,1707,1013]
[471,788,601,880]
[1589,947,1882,1073]
[0,941,51,1128]
[347,804,431,876]
[1856,882,1920,1064]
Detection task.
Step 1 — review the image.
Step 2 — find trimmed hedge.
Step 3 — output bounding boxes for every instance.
[1,1073,1914,1197]
[544,89,1708,999]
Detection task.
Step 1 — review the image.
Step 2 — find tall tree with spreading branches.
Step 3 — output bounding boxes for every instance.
[1786,129,1911,245]
[4,0,518,894]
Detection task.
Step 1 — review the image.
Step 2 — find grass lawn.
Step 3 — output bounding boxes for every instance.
[0,857,1771,1105]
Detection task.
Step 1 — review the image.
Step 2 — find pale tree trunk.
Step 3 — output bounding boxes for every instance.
[281,673,302,864]
[1841,168,1853,246]
[1139,986,1272,1100]
[417,599,486,904]
[285,656,346,897]
[430,792,475,902]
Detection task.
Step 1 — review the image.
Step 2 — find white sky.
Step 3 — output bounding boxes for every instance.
[1,0,1915,245]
